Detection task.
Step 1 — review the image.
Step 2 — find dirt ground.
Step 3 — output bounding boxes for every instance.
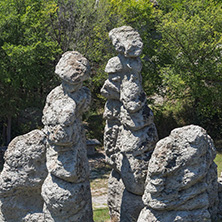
[88,151,111,209]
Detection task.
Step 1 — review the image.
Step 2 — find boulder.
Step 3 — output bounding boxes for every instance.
[109,26,143,58]
[138,125,218,222]
[55,51,90,85]
[0,130,47,222]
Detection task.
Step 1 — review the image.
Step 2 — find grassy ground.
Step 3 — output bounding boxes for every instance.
[93,208,110,222]
[215,152,222,176]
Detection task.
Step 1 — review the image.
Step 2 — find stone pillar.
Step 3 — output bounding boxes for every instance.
[138,125,218,222]
[101,26,158,221]
[217,173,222,219]
[41,51,93,222]
[0,130,47,222]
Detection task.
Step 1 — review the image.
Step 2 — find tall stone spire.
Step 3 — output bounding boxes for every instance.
[41,51,93,222]
[101,26,158,221]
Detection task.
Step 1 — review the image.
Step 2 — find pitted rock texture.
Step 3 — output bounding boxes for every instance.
[109,26,143,58]
[55,51,90,86]
[41,51,93,222]
[218,173,222,219]
[138,125,218,222]
[0,130,47,222]
[102,26,158,221]
[108,170,144,222]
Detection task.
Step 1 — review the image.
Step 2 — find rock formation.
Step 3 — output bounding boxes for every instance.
[101,26,158,221]
[0,51,93,222]
[218,173,222,219]
[0,130,47,222]
[41,51,93,222]
[138,125,218,222]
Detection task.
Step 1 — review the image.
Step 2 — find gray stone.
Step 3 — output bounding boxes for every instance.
[218,173,222,219]
[105,56,124,74]
[108,170,144,222]
[42,85,76,127]
[101,78,121,100]
[55,51,90,85]
[138,207,211,222]
[41,175,93,222]
[22,213,45,222]
[105,55,142,74]
[0,51,93,222]
[41,51,93,221]
[0,130,47,222]
[45,143,90,183]
[102,26,158,220]
[109,26,143,58]
[103,100,121,120]
[138,125,218,222]
[120,105,154,130]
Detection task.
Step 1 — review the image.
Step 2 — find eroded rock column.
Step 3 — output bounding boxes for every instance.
[101,26,158,221]
[0,130,47,222]
[41,51,93,222]
[138,125,218,222]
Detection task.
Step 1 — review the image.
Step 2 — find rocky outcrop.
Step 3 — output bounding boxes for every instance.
[41,51,93,222]
[102,26,158,221]
[0,130,47,222]
[0,51,93,222]
[218,173,222,219]
[138,125,218,222]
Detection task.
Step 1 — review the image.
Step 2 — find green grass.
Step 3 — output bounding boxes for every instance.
[93,208,110,222]
[215,152,222,176]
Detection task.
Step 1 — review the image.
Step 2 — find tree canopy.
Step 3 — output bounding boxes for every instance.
[0,0,221,145]
[156,0,222,138]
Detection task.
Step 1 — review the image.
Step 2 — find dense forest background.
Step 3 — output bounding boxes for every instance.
[0,0,221,147]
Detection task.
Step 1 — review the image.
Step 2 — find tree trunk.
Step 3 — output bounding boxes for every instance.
[6,116,12,145]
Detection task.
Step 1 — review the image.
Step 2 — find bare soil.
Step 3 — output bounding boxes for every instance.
[88,151,111,209]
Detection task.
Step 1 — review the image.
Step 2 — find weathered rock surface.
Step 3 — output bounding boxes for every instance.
[0,130,47,222]
[42,175,92,222]
[23,213,45,222]
[41,51,93,222]
[218,173,222,219]
[109,26,143,58]
[108,170,144,222]
[138,125,218,222]
[55,51,90,85]
[102,26,158,221]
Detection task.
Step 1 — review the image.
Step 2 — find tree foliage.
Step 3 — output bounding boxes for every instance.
[156,0,222,138]
[109,0,162,95]
[0,0,61,144]
[0,0,222,144]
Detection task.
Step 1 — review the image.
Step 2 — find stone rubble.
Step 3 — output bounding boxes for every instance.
[138,125,218,222]
[102,26,158,221]
[41,51,93,222]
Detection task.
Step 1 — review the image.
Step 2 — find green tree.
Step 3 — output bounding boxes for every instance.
[108,0,161,96]
[0,0,61,145]
[156,0,222,138]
